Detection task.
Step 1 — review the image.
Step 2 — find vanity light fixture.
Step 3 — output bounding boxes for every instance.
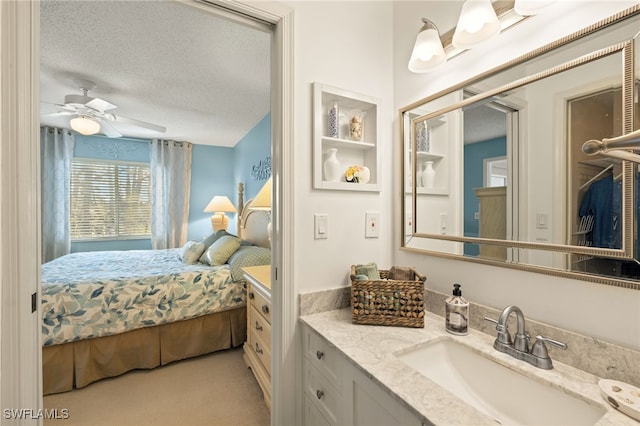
[408,18,447,73]
[70,115,100,135]
[452,0,501,49]
[514,0,554,16]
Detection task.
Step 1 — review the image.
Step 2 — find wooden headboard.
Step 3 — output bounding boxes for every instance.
[237,182,271,249]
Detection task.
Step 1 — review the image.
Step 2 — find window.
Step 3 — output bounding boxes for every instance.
[70,158,151,241]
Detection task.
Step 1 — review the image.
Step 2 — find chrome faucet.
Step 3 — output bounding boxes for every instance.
[485,305,567,370]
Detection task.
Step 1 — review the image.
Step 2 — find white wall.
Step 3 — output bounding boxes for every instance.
[393,1,640,351]
[286,1,395,294]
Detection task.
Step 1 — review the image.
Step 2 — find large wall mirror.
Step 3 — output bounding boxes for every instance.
[400,6,640,290]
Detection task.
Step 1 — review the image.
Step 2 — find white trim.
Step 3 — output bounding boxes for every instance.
[0,0,43,422]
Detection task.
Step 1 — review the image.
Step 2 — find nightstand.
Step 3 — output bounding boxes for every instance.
[242,265,271,410]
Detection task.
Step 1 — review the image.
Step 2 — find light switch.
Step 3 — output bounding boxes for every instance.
[314,213,328,239]
[536,213,548,229]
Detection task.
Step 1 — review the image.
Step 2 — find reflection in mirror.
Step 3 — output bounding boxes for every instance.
[400,6,640,289]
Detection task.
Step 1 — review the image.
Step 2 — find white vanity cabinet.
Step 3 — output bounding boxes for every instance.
[302,325,423,426]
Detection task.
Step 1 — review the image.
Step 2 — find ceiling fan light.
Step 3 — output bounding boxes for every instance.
[408,19,446,73]
[452,0,501,49]
[70,116,100,135]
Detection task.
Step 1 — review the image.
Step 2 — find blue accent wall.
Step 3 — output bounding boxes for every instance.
[68,113,270,252]
[234,113,272,200]
[463,137,506,256]
[188,144,236,240]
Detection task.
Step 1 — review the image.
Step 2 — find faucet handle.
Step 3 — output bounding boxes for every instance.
[484,316,498,325]
[531,335,567,359]
[535,335,567,350]
[484,316,512,345]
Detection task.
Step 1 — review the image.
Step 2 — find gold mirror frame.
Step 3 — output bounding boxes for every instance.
[399,5,640,290]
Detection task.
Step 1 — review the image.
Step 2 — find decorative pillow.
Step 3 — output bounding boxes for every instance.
[227,246,271,281]
[201,235,242,266]
[180,241,205,264]
[355,262,380,280]
[199,230,254,263]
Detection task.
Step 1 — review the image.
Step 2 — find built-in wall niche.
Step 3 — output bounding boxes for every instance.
[404,113,449,195]
[313,82,380,191]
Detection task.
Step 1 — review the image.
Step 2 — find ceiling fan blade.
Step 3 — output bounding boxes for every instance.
[111,115,166,133]
[41,111,76,117]
[96,118,123,138]
[86,97,117,112]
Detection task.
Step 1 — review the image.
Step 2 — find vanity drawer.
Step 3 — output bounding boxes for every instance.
[303,360,340,425]
[252,332,271,375]
[304,326,341,383]
[249,287,271,323]
[250,305,271,344]
[304,395,332,426]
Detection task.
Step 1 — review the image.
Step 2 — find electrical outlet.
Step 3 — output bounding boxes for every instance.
[365,211,379,238]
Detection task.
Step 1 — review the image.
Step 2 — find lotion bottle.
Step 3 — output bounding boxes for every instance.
[445,283,469,335]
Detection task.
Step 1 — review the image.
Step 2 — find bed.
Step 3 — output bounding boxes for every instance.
[42,186,271,395]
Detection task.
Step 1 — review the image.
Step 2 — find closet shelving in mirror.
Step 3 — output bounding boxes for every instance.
[313,82,380,192]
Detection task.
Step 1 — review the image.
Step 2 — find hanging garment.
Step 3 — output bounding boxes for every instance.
[579,175,621,249]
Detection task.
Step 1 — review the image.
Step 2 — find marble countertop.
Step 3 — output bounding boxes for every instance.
[299,308,637,426]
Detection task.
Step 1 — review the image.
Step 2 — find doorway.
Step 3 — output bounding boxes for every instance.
[2,1,294,425]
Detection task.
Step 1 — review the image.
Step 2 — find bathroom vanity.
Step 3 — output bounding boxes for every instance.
[300,308,636,426]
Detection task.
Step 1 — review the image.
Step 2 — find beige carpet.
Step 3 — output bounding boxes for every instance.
[43,346,270,426]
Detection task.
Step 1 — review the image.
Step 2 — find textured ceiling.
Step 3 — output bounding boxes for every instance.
[40,1,271,147]
[464,104,507,144]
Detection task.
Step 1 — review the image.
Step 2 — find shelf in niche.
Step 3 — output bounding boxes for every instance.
[417,187,448,195]
[322,136,375,150]
[425,116,446,127]
[319,181,379,192]
[416,151,444,162]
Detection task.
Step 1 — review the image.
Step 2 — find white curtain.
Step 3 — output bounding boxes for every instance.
[150,139,192,249]
[40,127,75,262]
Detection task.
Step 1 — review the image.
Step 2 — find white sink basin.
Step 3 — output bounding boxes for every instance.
[396,338,606,425]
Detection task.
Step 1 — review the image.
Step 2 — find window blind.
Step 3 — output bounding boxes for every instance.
[70,159,151,240]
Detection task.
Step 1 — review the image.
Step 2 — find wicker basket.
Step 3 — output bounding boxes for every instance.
[350,265,426,328]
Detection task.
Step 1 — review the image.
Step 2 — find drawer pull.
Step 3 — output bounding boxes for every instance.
[261,304,269,315]
[316,389,324,400]
[255,321,263,331]
[316,350,324,360]
[249,292,255,300]
[255,342,263,355]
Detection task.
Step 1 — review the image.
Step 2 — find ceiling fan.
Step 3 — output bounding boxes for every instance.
[41,80,166,138]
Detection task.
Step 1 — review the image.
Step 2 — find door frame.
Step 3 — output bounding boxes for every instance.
[1,1,297,425]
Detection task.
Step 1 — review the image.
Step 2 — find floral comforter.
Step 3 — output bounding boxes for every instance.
[41,249,245,346]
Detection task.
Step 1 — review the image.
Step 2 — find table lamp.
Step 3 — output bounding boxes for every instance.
[204,195,237,231]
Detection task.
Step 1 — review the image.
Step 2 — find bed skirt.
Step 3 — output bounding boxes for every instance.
[42,306,247,395]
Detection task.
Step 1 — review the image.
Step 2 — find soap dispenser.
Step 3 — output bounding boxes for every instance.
[445,283,469,335]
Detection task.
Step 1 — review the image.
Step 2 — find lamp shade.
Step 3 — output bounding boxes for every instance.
[452,0,500,49]
[252,177,272,210]
[408,19,446,73]
[70,116,100,135]
[203,195,237,213]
